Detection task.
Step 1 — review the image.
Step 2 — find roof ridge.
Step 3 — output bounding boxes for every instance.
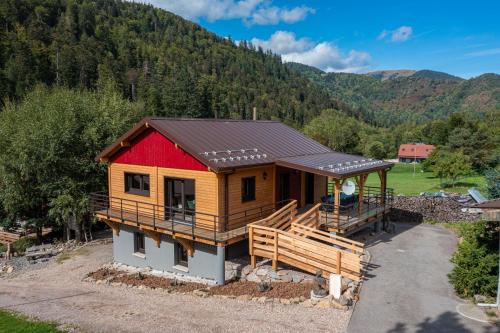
[149,117,280,123]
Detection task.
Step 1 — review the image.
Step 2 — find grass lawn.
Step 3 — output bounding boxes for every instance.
[0,310,63,333]
[364,163,487,196]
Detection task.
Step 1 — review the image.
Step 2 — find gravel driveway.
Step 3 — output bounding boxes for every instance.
[348,223,496,333]
[0,242,350,333]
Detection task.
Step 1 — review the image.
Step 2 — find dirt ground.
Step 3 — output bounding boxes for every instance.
[0,241,351,333]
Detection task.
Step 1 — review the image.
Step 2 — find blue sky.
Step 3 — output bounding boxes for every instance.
[145,0,499,78]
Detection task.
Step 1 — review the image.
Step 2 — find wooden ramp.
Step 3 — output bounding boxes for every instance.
[248,201,364,281]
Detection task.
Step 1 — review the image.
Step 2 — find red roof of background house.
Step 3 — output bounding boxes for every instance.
[398,143,435,159]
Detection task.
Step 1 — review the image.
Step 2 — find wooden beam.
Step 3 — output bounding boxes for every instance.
[175,236,194,257]
[378,170,387,206]
[120,141,130,147]
[141,228,161,248]
[336,251,342,275]
[103,220,120,236]
[272,230,278,270]
[334,179,341,228]
[356,174,367,213]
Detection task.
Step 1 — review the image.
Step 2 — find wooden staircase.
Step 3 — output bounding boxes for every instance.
[248,200,364,281]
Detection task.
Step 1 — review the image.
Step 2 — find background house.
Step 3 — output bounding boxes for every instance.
[398,143,435,163]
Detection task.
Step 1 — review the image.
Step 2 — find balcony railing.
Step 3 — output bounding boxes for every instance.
[90,192,291,243]
[320,186,394,231]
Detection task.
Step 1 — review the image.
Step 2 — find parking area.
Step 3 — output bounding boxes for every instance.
[348,223,495,333]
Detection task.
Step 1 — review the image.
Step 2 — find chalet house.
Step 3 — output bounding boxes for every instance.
[92,118,393,284]
[398,143,435,163]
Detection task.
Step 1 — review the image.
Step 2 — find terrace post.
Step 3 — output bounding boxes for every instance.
[356,174,367,214]
[378,170,387,207]
[272,230,278,270]
[334,179,341,228]
[249,225,256,268]
[216,246,225,285]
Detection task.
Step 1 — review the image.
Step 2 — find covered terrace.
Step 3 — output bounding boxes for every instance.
[275,151,394,235]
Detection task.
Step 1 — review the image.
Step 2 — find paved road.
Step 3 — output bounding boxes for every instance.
[348,223,496,333]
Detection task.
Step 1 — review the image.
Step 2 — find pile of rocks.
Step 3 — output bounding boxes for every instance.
[109,262,217,285]
[390,196,482,223]
[0,263,14,274]
[88,263,358,310]
[225,259,315,283]
[174,285,353,310]
[25,244,59,263]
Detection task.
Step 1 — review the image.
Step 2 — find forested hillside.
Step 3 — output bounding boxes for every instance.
[0,0,334,125]
[287,62,500,126]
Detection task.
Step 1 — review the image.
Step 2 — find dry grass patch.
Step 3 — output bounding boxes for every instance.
[56,247,90,264]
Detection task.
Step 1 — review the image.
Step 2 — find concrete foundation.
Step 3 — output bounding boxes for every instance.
[112,225,225,283]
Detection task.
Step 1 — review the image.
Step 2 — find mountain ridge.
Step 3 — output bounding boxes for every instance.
[286,62,499,126]
[365,69,464,82]
[0,0,334,126]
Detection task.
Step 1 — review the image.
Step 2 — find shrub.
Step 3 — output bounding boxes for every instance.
[448,221,499,298]
[11,237,37,255]
[485,168,500,199]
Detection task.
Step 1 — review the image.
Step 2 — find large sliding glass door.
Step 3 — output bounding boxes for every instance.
[164,178,195,223]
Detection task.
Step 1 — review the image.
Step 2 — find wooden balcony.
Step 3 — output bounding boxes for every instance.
[319,186,394,235]
[91,192,291,246]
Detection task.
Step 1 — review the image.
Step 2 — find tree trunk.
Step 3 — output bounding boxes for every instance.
[74,216,82,242]
[36,226,42,243]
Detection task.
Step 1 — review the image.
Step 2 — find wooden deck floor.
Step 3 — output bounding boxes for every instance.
[95,208,249,245]
[96,203,391,245]
[321,205,390,235]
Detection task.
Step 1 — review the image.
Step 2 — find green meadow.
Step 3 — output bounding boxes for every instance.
[364,163,487,196]
[0,310,63,333]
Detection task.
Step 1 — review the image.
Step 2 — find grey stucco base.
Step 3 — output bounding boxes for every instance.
[113,225,226,284]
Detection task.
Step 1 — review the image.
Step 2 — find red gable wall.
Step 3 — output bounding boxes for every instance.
[110,128,208,171]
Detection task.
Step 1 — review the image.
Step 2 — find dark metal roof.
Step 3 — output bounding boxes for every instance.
[276,152,393,178]
[475,198,500,209]
[97,117,393,177]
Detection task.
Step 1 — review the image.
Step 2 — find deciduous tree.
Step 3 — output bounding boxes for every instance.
[0,83,145,239]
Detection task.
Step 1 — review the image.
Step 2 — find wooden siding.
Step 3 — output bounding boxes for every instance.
[111,128,208,171]
[108,163,219,229]
[224,165,275,227]
[107,163,324,233]
[314,174,327,202]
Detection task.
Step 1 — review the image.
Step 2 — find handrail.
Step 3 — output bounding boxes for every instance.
[293,203,321,228]
[320,187,394,230]
[90,192,291,242]
[249,200,297,230]
[249,223,364,281]
[290,223,364,254]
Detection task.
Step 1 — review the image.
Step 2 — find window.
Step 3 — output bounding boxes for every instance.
[125,173,150,196]
[241,176,256,202]
[176,243,188,267]
[134,232,145,254]
[165,178,195,222]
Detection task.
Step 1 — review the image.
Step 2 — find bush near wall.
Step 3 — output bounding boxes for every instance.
[448,221,499,298]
